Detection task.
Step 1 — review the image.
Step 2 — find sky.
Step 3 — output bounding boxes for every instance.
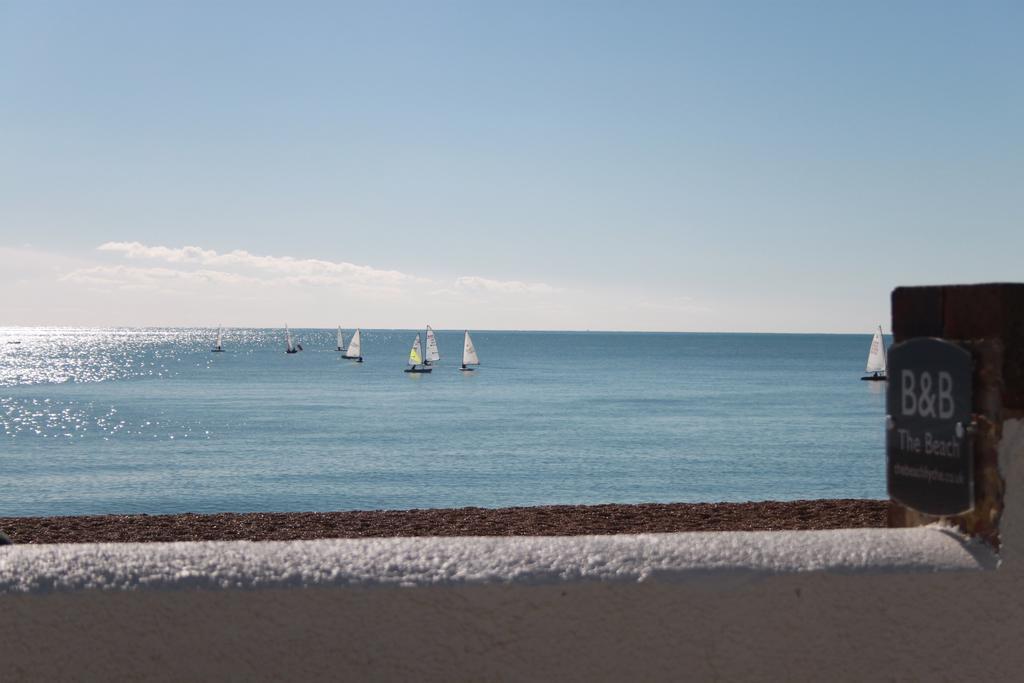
[1,0,1021,332]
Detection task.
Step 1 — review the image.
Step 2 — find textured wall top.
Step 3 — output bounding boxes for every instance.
[0,526,994,594]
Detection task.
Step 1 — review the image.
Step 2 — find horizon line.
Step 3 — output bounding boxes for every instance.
[1,324,889,336]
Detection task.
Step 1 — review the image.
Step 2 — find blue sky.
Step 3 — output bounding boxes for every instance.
[1,1,1021,330]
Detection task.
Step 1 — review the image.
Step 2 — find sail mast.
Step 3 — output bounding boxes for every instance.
[865,327,886,374]
[463,330,479,366]
[877,325,887,373]
[408,334,423,367]
[347,329,362,358]
[425,325,440,364]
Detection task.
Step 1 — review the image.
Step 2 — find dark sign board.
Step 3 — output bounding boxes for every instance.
[886,338,973,516]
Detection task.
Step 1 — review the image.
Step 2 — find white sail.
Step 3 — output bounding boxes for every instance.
[337,326,345,351]
[215,326,222,350]
[285,324,294,353]
[408,334,423,366]
[463,330,479,366]
[865,326,887,373]
[425,325,441,362]
[347,329,362,357]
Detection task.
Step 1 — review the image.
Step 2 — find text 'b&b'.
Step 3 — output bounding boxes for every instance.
[900,370,955,419]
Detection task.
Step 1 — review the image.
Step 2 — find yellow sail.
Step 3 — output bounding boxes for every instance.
[408,333,423,365]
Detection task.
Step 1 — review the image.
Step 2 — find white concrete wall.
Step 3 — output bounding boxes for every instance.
[3,420,1023,681]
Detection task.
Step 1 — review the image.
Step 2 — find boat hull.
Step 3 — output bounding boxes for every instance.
[404,367,432,373]
[860,375,887,381]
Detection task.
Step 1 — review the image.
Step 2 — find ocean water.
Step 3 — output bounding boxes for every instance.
[0,328,888,516]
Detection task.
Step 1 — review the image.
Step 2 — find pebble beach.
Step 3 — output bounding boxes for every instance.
[0,498,887,544]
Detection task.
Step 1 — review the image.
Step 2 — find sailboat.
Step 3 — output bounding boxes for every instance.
[211,325,225,352]
[342,328,363,362]
[460,330,479,371]
[336,326,345,352]
[404,333,432,373]
[861,325,887,381]
[285,324,302,354]
[424,325,441,366]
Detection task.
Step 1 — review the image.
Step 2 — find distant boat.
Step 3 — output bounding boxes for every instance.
[861,325,887,381]
[460,330,479,372]
[285,324,302,354]
[336,326,345,352]
[211,325,225,352]
[404,333,432,373]
[424,325,441,366]
[342,328,363,362]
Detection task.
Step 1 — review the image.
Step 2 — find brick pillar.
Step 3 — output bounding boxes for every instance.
[888,283,1024,548]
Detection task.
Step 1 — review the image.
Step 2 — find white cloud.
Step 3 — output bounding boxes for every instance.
[85,243,562,302]
[454,275,558,295]
[97,241,424,288]
[61,265,259,290]
[1,242,718,330]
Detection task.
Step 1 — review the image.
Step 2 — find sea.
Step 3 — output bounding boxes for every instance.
[0,328,888,517]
